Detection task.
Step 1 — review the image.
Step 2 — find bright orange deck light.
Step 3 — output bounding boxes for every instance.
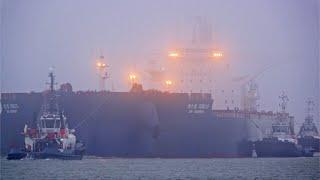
[96,62,106,67]
[129,74,136,81]
[212,52,223,58]
[165,80,173,85]
[168,51,180,58]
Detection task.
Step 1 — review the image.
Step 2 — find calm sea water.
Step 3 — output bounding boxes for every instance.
[1,157,319,179]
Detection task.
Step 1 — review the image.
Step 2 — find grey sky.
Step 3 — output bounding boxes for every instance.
[1,0,319,129]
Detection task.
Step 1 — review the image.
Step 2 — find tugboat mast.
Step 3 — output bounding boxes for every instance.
[46,69,58,114]
[298,98,319,137]
[49,71,55,92]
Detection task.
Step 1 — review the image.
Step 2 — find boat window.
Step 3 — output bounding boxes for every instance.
[272,126,289,133]
[45,120,55,128]
[44,119,61,128]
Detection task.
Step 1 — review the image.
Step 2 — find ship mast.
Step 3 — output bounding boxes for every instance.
[38,69,69,132]
[96,54,108,91]
[279,92,289,113]
[306,98,315,120]
[46,68,58,114]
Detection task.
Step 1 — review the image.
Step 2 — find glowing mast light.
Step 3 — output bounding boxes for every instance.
[96,55,108,91]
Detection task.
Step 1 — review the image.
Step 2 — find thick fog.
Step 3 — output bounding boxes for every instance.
[0,0,319,128]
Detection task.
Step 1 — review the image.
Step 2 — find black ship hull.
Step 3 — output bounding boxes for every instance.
[1,91,251,158]
[248,138,303,157]
[298,136,320,153]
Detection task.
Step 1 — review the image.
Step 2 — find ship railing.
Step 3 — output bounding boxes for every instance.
[213,110,282,120]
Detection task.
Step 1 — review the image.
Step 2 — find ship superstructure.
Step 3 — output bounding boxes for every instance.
[298,99,320,153]
[142,18,225,110]
[299,99,319,137]
[144,18,268,112]
[270,93,295,142]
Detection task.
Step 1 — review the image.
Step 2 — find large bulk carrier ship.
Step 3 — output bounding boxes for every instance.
[1,18,309,157]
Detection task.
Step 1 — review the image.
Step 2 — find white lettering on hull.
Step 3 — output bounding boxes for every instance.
[2,104,19,113]
[187,103,210,114]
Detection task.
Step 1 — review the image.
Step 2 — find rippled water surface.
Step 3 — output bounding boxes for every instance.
[1,157,319,179]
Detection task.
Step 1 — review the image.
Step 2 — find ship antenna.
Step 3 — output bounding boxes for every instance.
[279,91,289,113]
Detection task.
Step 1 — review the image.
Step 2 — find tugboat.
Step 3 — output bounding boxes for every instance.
[7,71,85,160]
[251,93,302,157]
[297,99,320,156]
